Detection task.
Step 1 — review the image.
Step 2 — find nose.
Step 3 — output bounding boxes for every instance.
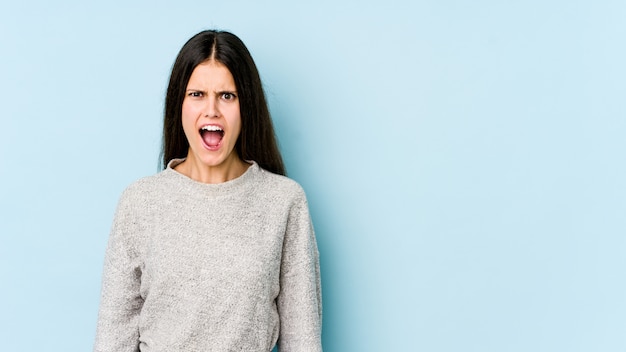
[203,96,220,118]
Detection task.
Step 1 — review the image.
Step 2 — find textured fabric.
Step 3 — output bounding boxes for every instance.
[94,160,322,352]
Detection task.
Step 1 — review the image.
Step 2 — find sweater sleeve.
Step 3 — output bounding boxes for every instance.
[94,190,144,352]
[277,188,323,351]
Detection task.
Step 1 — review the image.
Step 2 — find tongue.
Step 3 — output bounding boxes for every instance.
[203,131,222,147]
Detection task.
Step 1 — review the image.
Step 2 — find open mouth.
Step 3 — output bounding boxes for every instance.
[200,125,224,148]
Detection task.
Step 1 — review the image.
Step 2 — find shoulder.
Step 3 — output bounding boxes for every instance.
[251,168,313,224]
[255,167,308,201]
[116,169,172,207]
[120,173,160,196]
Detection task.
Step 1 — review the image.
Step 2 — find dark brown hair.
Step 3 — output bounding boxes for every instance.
[161,30,285,175]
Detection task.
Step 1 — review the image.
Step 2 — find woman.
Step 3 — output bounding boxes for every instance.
[94,30,322,351]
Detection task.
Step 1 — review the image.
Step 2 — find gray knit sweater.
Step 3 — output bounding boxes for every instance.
[94,160,322,351]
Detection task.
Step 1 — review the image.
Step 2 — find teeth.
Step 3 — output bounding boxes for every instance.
[201,125,223,132]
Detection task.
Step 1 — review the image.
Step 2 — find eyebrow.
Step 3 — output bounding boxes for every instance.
[185,89,238,94]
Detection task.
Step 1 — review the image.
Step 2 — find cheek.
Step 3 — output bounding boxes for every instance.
[181,103,198,131]
[224,107,242,137]
[231,116,242,139]
[181,102,192,120]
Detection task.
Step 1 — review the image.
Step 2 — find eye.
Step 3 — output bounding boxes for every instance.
[188,91,203,98]
[221,92,237,101]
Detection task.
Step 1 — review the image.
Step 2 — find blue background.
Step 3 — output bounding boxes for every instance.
[1,1,625,351]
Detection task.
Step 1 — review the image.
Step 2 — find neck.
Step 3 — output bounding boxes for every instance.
[174,153,250,184]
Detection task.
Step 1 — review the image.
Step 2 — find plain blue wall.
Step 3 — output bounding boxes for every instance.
[1,1,625,351]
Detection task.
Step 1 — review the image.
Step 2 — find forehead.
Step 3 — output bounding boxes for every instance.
[187,60,235,89]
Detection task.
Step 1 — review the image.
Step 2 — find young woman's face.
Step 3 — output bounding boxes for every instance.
[181,60,242,169]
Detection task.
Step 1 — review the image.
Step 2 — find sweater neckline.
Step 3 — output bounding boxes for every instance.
[164,158,260,196]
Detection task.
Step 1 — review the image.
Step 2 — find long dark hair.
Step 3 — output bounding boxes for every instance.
[161,30,285,176]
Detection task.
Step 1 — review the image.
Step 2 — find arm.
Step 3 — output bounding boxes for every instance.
[94,191,144,352]
[277,189,322,351]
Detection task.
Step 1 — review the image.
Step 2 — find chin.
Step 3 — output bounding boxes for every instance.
[199,152,237,167]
